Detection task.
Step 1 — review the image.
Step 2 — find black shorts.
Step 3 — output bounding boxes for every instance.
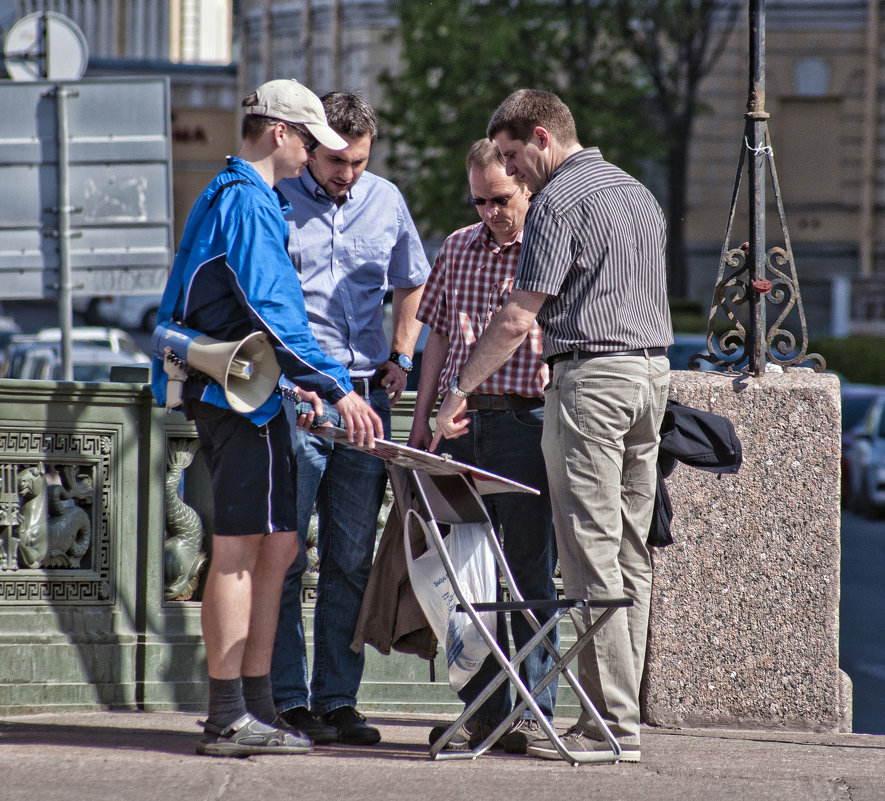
[186,400,297,536]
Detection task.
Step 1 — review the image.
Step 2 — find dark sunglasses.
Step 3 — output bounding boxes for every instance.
[469,187,519,207]
[287,122,321,153]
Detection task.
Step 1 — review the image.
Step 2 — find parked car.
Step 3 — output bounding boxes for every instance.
[91,295,163,333]
[840,384,885,507]
[14,341,144,382]
[33,326,149,362]
[1,327,149,381]
[0,315,22,351]
[845,392,885,517]
[0,336,43,379]
[667,334,723,371]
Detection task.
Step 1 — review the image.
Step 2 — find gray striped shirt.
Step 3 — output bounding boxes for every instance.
[514,148,673,360]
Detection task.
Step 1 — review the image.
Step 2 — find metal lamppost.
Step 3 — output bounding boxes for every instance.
[694,0,825,374]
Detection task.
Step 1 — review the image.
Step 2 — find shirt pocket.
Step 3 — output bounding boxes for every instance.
[350,234,395,288]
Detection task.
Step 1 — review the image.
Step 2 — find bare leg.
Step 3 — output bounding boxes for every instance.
[201,532,298,680]
[243,530,300,676]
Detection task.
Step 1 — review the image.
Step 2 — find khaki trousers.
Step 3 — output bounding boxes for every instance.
[541,354,670,743]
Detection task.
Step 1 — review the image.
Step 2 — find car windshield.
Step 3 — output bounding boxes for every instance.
[843,394,879,430]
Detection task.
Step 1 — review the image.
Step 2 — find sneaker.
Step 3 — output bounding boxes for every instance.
[500,718,543,754]
[428,723,472,751]
[321,706,381,746]
[274,707,337,745]
[196,713,312,757]
[429,719,540,753]
[526,725,640,762]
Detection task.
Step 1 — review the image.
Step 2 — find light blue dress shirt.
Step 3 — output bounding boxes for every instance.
[278,168,430,378]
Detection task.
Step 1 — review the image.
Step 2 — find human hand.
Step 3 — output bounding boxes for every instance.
[291,388,327,430]
[333,391,384,448]
[407,420,433,451]
[429,392,469,452]
[376,361,408,405]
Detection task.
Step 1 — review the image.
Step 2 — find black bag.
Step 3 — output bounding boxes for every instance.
[648,400,742,548]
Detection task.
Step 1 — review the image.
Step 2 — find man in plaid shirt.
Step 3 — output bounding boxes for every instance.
[408,138,557,755]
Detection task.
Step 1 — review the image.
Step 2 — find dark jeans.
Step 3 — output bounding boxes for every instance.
[271,387,390,715]
[438,404,559,724]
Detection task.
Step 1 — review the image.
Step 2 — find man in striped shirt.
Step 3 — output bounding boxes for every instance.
[409,139,558,754]
[432,90,673,763]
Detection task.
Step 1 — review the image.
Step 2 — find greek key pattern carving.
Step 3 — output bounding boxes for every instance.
[0,430,114,604]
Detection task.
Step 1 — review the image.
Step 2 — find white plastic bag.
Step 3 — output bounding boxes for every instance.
[405,514,497,691]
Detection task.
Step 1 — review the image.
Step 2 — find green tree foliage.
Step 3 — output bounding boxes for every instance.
[600,0,740,296]
[379,0,664,242]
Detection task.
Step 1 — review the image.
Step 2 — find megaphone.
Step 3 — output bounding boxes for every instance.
[153,321,282,414]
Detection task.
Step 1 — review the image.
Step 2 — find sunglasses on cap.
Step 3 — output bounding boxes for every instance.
[285,122,321,153]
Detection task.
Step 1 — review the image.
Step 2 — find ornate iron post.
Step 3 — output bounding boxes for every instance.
[694,0,824,374]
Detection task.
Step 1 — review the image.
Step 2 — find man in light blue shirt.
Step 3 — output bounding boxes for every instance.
[271,91,429,746]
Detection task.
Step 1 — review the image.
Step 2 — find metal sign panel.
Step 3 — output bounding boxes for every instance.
[0,76,173,299]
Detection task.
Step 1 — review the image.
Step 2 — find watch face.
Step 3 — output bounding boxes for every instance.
[395,353,413,370]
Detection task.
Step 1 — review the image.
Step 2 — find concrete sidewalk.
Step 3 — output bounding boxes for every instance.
[1,711,882,801]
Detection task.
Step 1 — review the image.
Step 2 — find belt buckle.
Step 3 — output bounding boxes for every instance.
[351,376,370,399]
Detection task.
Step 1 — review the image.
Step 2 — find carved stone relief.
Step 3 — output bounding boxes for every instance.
[163,437,206,601]
[0,430,111,603]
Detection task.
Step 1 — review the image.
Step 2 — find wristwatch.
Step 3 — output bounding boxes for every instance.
[389,351,413,373]
[448,374,470,398]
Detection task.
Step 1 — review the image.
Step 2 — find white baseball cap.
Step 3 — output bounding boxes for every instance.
[243,78,348,151]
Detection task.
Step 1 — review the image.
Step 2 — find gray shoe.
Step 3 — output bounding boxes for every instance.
[430,718,542,754]
[500,719,543,754]
[526,725,640,762]
[197,713,312,757]
[428,722,472,751]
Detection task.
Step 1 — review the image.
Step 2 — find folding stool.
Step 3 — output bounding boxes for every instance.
[386,460,632,766]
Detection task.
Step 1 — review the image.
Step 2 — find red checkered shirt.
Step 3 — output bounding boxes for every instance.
[417,222,548,397]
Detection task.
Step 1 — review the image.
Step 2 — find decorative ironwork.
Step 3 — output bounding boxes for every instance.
[696,0,825,375]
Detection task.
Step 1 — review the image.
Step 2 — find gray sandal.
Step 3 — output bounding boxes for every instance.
[197,713,312,756]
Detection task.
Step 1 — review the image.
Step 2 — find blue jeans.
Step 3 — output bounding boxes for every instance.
[271,387,391,715]
[438,404,558,725]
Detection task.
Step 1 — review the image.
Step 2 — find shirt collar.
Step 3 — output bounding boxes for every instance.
[467,221,524,253]
[301,165,354,204]
[548,147,603,184]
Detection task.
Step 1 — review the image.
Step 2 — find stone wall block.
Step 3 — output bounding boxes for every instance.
[644,370,844,732]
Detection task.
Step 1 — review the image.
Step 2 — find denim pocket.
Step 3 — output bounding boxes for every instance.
[511,404,544,429]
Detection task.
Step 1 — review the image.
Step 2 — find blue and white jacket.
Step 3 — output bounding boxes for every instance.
[151,157,353,425]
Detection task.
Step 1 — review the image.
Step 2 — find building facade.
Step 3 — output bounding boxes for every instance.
[4,0,883,333]
[687,0,884,335]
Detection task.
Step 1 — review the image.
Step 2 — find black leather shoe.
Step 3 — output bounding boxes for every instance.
[275,706,337,745]
[321,706,381,745]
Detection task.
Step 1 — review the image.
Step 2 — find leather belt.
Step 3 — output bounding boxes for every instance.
[466,393,544,412]
[546,347,667,368]
[350,372,384,398]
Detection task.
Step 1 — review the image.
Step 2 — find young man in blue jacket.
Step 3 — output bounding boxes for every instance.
[152,78,382,757]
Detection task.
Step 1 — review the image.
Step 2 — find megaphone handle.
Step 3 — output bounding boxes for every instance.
[294,400,331,428]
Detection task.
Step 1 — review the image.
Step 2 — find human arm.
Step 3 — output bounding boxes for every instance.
[407,329,450,450]
[376,283,426,405]
[429,288,548,450]
[225,190,354,402]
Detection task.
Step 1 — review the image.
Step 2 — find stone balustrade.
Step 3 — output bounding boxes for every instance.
[0,369,847,731]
